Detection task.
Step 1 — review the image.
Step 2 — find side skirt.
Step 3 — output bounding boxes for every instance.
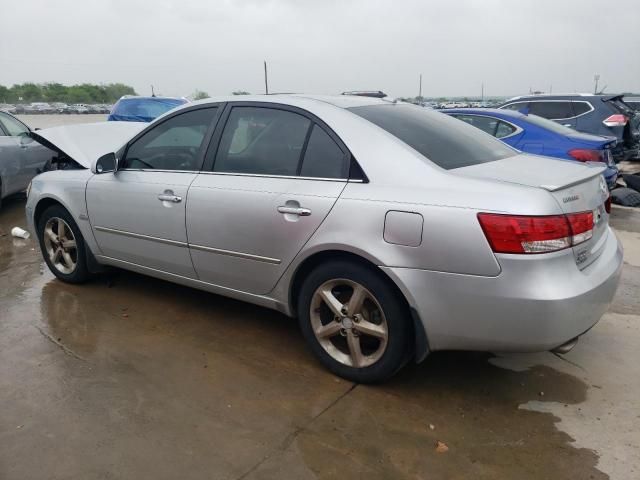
[95,255,290,315]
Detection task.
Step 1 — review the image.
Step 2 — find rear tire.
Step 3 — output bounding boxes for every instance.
[37,205,91,284]
[297,260,411,383]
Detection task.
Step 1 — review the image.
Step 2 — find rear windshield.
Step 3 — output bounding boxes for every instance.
[112,98,187,121]
[348,104,516,169]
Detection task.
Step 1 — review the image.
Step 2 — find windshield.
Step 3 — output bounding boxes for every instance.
[348,104,516,169]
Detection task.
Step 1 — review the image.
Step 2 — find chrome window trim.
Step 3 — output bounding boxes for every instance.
[94,226,282,264]
[450,113,523,140]
[196,171,350,182]
[118,168,198,174]
[117,168,353,182]
[500,100,594,120]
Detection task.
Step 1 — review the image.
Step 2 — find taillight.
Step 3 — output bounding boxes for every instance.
[478,212,593,254]
[603,114,628,127]
[568,148,605,163]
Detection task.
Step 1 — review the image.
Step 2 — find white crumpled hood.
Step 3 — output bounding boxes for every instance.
[31,121,147,168]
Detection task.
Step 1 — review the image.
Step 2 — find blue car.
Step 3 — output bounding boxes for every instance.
[443,108,619,189]
[108,96,188,123]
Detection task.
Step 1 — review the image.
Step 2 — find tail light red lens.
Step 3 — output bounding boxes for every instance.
[478,211,594,254]
[602,114,628,127]
[568,148,605,163]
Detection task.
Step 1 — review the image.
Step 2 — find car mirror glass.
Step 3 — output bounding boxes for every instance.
[93,152,117,174]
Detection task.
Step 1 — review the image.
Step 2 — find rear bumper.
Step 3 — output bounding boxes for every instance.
[382,227,623,352]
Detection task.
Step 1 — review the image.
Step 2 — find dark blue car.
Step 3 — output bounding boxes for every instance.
[108,96,188,123]
[443,108,619,189]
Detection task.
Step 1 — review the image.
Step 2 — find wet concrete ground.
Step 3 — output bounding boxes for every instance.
[1,194,639,480]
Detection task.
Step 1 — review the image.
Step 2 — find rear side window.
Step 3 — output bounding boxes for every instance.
[495,121,517,138]
[528,101,574,119]
[572,102,592,116]
[300,125,347,178]
[502,102,529,112]
[349,104,516,170]
[453,115,498,136]
[214,107,311,176]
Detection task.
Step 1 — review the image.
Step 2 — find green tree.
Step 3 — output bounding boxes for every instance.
[232,90,250,95]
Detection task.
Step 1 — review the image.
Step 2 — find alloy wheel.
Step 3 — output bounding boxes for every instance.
[43,217,78,275]
[310,279,388,368]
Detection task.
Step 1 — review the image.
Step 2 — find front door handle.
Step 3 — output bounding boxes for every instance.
[277,206,311,216]
[158,190,182,203]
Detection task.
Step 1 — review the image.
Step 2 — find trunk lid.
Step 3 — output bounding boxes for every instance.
[456,154,610,269]
[30,121,146,168]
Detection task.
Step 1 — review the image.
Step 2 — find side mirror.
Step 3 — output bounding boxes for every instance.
[93,152,117,174]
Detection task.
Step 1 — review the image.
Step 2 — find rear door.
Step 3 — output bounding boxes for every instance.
[86,106,220,277]
[187,103,350,295]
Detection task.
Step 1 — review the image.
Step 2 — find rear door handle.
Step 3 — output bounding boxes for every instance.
[158,191,182,203]
[277,206,311,216]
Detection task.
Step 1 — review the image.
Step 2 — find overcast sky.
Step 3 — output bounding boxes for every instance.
[1,0,639,98]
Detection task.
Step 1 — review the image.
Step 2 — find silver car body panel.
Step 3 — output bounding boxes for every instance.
[26,95,624,354]
[0,132,51,199]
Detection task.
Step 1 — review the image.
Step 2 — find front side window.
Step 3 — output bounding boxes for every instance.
[528,101,574,119]
[0,112,29,137]
[300,125,347,178]
[121,107,217,171]
[350,104,516,170]
[214,107,311,176]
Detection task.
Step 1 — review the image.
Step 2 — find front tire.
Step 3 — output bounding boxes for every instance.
[298,260,411,383]
[37,205,91,283]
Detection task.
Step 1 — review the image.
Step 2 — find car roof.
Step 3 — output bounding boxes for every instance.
[503,93,622,102]
[118,96,186,102]
[441,108,526,119]
[185,94,395,110]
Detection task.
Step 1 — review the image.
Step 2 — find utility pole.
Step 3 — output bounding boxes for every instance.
[418,74,422,99]
[264,61,269,95]
[151,85,155,97]
[594,74,600,94]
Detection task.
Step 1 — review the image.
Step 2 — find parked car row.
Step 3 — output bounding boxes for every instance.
[0,103,112,114]
[442,108,620,189]
[20,95,623,382]
[498,94,640,161]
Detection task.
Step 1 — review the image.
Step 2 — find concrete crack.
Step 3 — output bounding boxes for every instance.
[235,382,358,480]
[34,325,86,362]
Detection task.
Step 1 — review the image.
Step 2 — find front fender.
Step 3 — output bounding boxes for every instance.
[26,170,101,256]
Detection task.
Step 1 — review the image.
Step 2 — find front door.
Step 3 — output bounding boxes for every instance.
[86,106,220,277]
[187,104,350,294]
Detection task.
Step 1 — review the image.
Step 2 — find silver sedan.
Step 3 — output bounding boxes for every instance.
[25,95,623,382]
[0,111,52,208]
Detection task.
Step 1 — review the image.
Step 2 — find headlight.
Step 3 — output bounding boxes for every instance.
[26,181,32,198]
